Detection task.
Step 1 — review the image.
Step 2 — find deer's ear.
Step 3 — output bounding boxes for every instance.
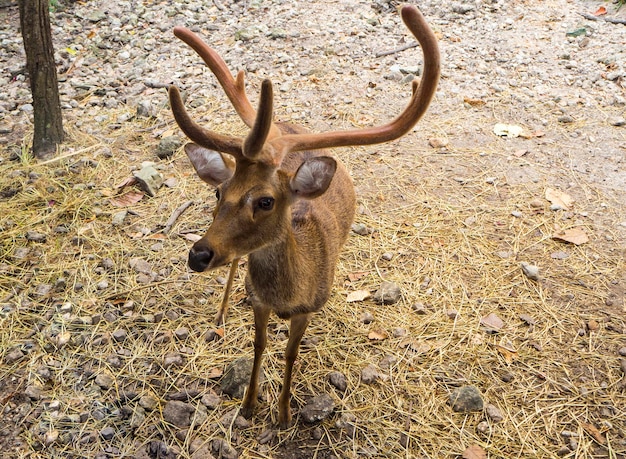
[185,143,235,186]
[290,156,337,199]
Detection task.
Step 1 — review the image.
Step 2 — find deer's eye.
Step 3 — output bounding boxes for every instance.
[256,197,274,211]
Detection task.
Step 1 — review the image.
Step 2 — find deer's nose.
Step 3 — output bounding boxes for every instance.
[188,245,214,272]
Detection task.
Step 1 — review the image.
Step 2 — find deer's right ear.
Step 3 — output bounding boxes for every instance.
[185,143,235,186]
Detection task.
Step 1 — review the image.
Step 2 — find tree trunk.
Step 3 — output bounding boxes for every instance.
[19,0,64,158]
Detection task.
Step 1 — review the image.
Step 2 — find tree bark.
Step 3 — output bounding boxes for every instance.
[19,0,64,158]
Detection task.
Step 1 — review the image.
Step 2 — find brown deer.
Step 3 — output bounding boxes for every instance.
[168,5,440,428]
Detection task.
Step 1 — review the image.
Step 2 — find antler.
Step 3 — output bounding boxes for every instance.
[169,5,439,164]
[268,5,440,159]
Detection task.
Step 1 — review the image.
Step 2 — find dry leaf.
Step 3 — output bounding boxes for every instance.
[481,313,504,332]
[593,6,607,16]
[463,96,485,106]
[513,149,528,157]
[399,338,431,354]
[545,187,573,210]
[347,271,369,282]
[462,444,487,459]
[552,227,589,245]
[347,290,371,303]
[368,329,388,341]
[145,233,166,240]
[110,191,144,207]
[581,422,606,445]
[495,344,519,364]
[494,123,524,138]
[428,137,449,148]
[183,233,202,242]
[115,176,137,189]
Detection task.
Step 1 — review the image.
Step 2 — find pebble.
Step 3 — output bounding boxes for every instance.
[220,357,255,399]
[163,352,184,368]
[485,404,504,423]
[373,281,401,305]
[361,364,380,385]
[300,393,335,423]
[328,371,347,392]
[163,400,195,428]
[520,262,540,281]
[449,386,484,412]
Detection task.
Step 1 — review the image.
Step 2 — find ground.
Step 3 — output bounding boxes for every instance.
[0,0,625,458]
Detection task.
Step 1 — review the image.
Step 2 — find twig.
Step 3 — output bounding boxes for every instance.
[375,41,419,58]
[34,144,102,167]
[579,12,626,25]
[162,200,194,234]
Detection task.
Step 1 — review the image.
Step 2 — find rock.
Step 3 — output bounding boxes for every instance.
[5,347,24,364]
[111,210,127,226]
[201,393,221,410]
[139,394,159,411]
[212,439,239,459]
[485,404,504,423]
[191,438,215,459]
[449,386,484,412]
[100,426,115,440]
[163,401,195,428]
[136,100,154,118]
[220,357,257,399]
[618,347,626,357]
[111,329,127,342]
[379,355,397,370]
[609,116,626,127]
[452,3,475,14]
[156,136,183,159]
[351,223,373,236]
[95,373,115,390]
[520,262,539,281]
[361,364,380,385]
[133,165,163,197]
[412,302,428,315]
[373,281,401,305]
[360,311,374,324]
[328,371,347,392]
[163,352,184,368]
[300,393,335,423]
[24,384,44,400]
[26,230,46,242]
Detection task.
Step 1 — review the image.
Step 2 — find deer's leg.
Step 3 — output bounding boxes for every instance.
[215,258,239,326]
[278,313,311,429]
[241,304,270,419]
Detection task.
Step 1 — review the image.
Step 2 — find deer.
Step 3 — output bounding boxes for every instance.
[168,5,440,429]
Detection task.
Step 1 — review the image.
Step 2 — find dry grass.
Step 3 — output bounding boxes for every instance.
[1,95,625,459]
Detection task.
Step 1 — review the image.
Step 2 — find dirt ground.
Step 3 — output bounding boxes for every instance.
[1,0,625,458]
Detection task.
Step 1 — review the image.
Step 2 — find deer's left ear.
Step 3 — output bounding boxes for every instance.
[185,143,235,186]
[290,156,337,199]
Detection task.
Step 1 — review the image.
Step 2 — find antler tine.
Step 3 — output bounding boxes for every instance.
[173,27,281,140]
[268,5,440,159]
[243,80,275,160]
[169,85,244,157]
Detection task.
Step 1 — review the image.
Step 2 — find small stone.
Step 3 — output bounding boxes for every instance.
[212,439,239,459]
[97,280,109,290]
[24,384,44,400]
[95,373,115,390]
[446,309,458,319]
[220,357,255,399]
[139,394,159,411]
[381,252,394,261]
[5,348,25,364]
[392,327,407,338]
[412,302,428,315]
[361,364,380,385]
[618,347,626,357]
[156,136,183,159]
[373,281,401,305]
[476,421,489,434]
[100,426,115,440]
[133,165,163,197]
[44,429,59,446]
[163,352,184,368]
[26,230,47,242]
[511,210,523,218]
[520,262,539,281]
[428,137,449,149]
[328,371,347,392]
[449,386,484,412]
[112,329,127,342]
[558,115,574,124]
[379,355,397,370]
[351,223,373,236]
[300,393,335,423]
[529,199,544,209]
[609,117,626,127]
[175,327,190,340]
[136,100,154,118]
[201,393,221,410]
[452,3,475,14]
[485,404,504,423]
[557,446,571,457]
[129,257,152,274]
[587,320,600,332]
[519,314,536,326]
[163,401,195,428]
[360,311,374,324]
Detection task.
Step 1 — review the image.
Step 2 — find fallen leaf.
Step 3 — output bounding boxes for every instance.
[552,227,589,245]
[495,344,519,364]
[513,149,528,157]
[462,444,487,459]
[581,422,606,445]
[545,187,573,209]
[145,233,166,240]
[183,233,202,242]
[463,96,485,106]
[481,313,504,332]
[347,290,371,303]
[399,338,431,354]
[593,6,607,16]
[494,123,524,138]
[368,329,388,341]
[110,191,144,207]
[347,271,369,282]
[115,176,137,189]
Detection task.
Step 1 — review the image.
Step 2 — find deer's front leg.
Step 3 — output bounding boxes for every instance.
[278,313,311,429]
[241,305,270,419]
